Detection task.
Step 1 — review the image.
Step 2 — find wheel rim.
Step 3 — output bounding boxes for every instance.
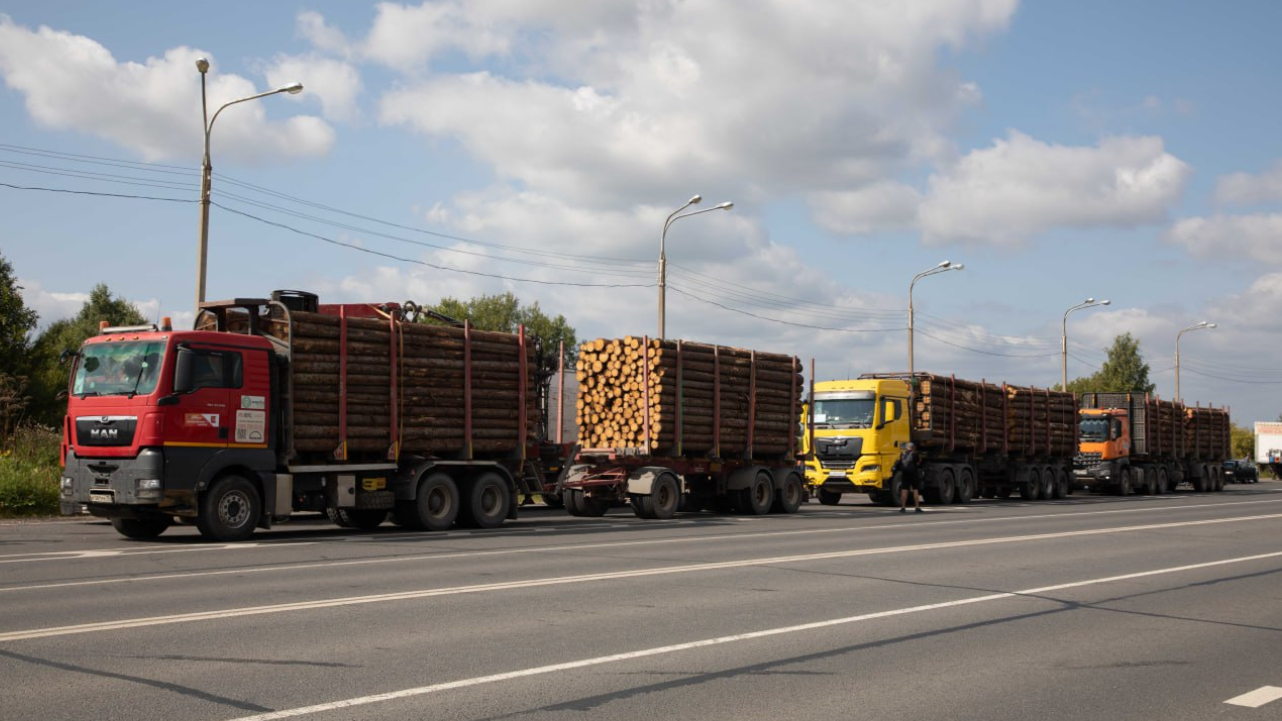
[479,485,502,516]
[656,480,676,512]
[427,486,453,520]
[754,479,771,508]
[219,491,250,528]
[785,479,801,505]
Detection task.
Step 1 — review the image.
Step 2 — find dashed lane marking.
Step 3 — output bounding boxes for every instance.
[1225,686,1282,708]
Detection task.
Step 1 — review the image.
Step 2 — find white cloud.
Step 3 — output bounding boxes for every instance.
[919,132,1191,245]
[1215,160,1282,207]
[1166,214,1282,264]
[809,182,922,235]
[297,11,353,59]
[264,54,362,123]
[16,279,87,330]
[0,15,335,163]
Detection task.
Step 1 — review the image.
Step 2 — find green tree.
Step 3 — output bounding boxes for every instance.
[26,284,147,424]
[1231,424,1254,460]
[421,292,577,372]
[1063,333,1155,395]
[0,252,38,376]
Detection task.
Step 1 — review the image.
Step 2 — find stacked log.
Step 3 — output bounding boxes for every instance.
[1005,386,1078,457]
[1148,398,1185,457]
[1185,406,1231,460]
[575,337,802,458]
[914,375,1006,453]
[287,311,539,458]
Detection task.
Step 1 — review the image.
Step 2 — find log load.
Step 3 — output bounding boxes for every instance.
[575,337,803,458]
[1079,392,1205,459]
[911,374,1078,457]
[1186,406,1231,460]
[285,311,540,458]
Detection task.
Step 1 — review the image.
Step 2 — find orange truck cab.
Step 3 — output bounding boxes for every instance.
[1073,408,1131,491]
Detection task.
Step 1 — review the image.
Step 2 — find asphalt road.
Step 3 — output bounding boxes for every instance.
[3,483,1282,721]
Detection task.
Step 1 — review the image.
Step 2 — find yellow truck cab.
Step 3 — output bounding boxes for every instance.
[804,378,910,505]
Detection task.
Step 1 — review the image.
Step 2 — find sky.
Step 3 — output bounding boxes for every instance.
[2,0,1281,428]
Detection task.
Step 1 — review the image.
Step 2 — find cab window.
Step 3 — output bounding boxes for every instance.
[192,351,243,391]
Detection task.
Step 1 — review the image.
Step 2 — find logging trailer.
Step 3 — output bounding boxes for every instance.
[561,337,807,518]
[59,291,571,541]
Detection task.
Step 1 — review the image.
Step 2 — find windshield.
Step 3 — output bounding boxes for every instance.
[812,398,876,429]
[72,341,166,398]
[1080,417,1109,442]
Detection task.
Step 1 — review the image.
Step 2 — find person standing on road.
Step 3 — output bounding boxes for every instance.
[894,442,923,513]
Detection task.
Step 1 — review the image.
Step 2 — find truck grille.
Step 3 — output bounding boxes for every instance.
[75,416,138,447]
[819,460,858,470]
[1075,451,1102,465]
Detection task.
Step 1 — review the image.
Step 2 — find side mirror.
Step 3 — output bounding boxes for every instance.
[58,349,80,366]
[173,348,196,394]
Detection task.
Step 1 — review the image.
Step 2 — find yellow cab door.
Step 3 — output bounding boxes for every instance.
[875,389,911,488]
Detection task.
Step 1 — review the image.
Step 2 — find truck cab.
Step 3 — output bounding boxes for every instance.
[1074,408,1130,488]
[804,378,909,505]
[60,317,279,539]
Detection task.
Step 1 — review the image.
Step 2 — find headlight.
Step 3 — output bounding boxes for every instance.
[863,464,880,472]
[61,477,74,495]
[135,478,162,501]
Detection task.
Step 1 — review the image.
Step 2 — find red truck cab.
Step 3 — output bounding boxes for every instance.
[60,317,277,538]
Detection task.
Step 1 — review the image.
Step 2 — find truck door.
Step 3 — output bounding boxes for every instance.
[878,395,908,476]
[167,347,243,447]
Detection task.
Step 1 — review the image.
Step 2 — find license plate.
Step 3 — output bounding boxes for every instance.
[89,491,114,504]
[827,471,847,478]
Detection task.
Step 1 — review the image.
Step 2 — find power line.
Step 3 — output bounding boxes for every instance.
[211,201,656,289]
[0,182,195,204]
[666,283,905,333]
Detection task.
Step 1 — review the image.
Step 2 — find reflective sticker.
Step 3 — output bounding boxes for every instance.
[185,413,219,428]
[241,395,266,410]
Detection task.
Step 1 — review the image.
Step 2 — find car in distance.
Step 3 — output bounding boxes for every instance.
[1223,459,1259,484]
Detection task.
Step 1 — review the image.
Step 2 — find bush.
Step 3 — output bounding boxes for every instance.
[0,423,62,517]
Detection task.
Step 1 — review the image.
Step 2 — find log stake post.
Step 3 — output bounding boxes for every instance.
[676,340,684,456]
[557,340,565,446]
[388,313,399,462]
[1028,386,1036,456]
[1002,383,1009,456]
[1044,388,1051,455]
[643,335,651,453]
[518,325,528,461]
[746,350,757,459]
[980,379,988,453]
[464,320,473,460]
[949,374,957,453]
[335,305,348,461]
[713,345,721,458]
[788,357,798,460]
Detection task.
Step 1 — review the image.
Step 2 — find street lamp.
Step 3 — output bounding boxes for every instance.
[657,195,733,338]
[1175,321,1216,403]
[1061,297,1110,390]
[908,260,964,376]
[195,57,303,309]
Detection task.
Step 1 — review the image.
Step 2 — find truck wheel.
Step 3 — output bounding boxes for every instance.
[463,472,509,529]
[1154,468,1168,494]
[629,494,651,518]
[641,474,680,520]
[416,473,460,531]
[110,516,172,540]
[740,472,773,515]
[580,492,610,517]
[772,474,804,514]
[564,489,586,516]
[197,475,260,542]
[1116,468,1132,496]
[1040,469,1055,500]
[1055,468,1070,499]
[955,469,975,504]
[817,488,842,506]
[1019,469,1040,500]
[935,470,956,504]
[1192,467,1207,492]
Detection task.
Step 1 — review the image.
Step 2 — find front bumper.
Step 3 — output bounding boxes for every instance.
[61,448,167,515]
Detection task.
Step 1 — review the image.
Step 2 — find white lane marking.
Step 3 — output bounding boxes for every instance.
[1225,686,1282,708]
[226,550,1282,721]
[3,499,1280,592]
[0,542,285,565]
[3,513,1281,644]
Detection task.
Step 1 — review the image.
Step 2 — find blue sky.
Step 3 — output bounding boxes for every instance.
[3,1,1281,428]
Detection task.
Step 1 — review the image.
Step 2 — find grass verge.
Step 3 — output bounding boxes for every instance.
[0,424,61,518]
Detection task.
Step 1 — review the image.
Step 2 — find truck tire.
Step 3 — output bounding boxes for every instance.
[772,474,804,514]
[629,493,651,518]
[415,473,460,531]
[740,472,773,515]
[110,516,172,540]
[1155,468,1168,494]
[955,468,975,504]
[817,488,842,506]
[196,475,260,542]
[1019,468,1040,500]
[564,489,586,516]
[462,472,509,529]
[1193,467,1207,492]
[641,474,680,520]
[1055,468,1071,499]
[1040,468,1055,500]
[1116,468,1132,496]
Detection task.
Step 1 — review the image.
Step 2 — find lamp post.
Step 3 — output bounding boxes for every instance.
[1175,321,1216,403]
[195,57,303,309]
[657,195,733,338]
[1061,297,1110,390]
[908,260,964,376]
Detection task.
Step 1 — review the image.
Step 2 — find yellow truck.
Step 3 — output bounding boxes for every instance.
[803,373,1078,506]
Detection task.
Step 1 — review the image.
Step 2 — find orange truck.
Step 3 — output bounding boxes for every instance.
[1075,392,1230,494]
